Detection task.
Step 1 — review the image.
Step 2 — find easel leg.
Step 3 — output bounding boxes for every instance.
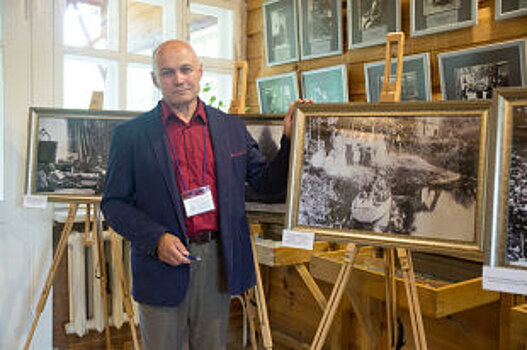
[94,204,112,350]
[311,243,360,350]
[109,228,141,350]
[244,290,258,350]
[24,203,79,350]
[384,248,397,350]
[295,263,327,310]
[396,248,427,350]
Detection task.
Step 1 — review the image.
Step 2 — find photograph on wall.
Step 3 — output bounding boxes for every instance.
[299,0,342,59]
[364,53,432,102]
[285,102,491,256]
[263,0,299,66]
[26,108,138,201]
[237,115,287,208]
[301,64,348,103]
[438,39,526,100]
[411,0,476,37]
[348,0,400,49]
[495,0,527,20]
[257,72,299,114]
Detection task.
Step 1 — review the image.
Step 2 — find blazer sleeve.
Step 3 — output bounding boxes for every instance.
[101,124,168,256]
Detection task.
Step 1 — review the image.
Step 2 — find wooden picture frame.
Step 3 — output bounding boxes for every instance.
[347,0,401,49]
[285,102,491,259]
[298,0,342,60]
[25,107,138,202]
[301,64,348,102]
[410,0,477,37]
[364,53,432,102]
[495,0,527,21]
[263,0,299,66]
[484,87,527,270]
[438,39,527,101]
[257,72,299,114]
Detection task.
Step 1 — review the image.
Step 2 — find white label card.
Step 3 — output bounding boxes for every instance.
[182,186,215,217]
[483,266,527,296]
[23,195,48,209]
[282,229,314,250]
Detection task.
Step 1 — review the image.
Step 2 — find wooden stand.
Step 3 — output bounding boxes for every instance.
[228,61,248,114]
[310,32,427,350]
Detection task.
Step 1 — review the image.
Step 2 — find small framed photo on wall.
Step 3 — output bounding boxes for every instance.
[364,53,432,102]
[347,0,401,49]
[495,0,527,20]
[263,0,299,66]
[301,65,348,102]
[298,0,342,60]
[257,72,299,114]
[410,0,477,37]
[438,39,526,101]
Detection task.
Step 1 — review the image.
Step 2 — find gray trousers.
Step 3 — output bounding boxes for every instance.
[138,239,231,350]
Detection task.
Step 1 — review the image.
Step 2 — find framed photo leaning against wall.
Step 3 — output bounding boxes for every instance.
[301,64,348,103]
[495,0,527,20]
[410,0,477,37]
[257,72,300,114]
[263,0,299,66]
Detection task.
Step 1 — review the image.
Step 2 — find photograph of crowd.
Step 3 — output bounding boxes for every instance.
[455,61,511,100]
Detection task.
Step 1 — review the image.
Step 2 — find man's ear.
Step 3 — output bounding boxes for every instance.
[151,71,160,89]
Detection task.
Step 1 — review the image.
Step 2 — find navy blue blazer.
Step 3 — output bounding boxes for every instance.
[101,103,290,306]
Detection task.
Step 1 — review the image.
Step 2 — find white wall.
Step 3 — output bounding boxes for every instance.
[0,1,55,349]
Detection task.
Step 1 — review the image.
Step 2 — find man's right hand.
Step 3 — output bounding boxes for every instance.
[157,233,191,266]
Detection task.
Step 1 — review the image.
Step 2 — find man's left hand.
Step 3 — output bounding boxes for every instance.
[283,99,314,139]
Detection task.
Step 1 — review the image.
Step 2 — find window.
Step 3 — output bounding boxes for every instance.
[0,6,4,200]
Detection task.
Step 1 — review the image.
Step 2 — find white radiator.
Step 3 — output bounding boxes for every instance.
[65,230,139,336]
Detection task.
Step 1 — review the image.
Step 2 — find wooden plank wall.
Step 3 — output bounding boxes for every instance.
[245,0,527,112]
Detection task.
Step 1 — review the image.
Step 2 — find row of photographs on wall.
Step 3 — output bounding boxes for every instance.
[264,0,527,66]
[257,38,527,114]
[24,87,527,275]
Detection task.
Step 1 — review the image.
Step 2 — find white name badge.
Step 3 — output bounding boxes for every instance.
[182,186,215,217]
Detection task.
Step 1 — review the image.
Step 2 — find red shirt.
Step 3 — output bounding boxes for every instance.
[161,100,219,237]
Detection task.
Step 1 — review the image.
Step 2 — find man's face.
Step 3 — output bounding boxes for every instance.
[152,43,203,109]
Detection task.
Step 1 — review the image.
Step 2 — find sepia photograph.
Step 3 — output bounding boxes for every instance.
[411,0,476,37]
[301,65,348,103]
[26,108,138,201]
[495,0,527,20]
[364,53,432,102]
[438,39,526,100]
[299,0,342,59]
[286,102,491,256]
[257,72,299,114]
[348,0,400,49]
[263,0,299,66]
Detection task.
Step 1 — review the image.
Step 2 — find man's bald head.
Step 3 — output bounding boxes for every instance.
[152,40,199,74]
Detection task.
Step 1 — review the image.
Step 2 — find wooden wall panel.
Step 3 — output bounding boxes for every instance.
[245,0,527,112]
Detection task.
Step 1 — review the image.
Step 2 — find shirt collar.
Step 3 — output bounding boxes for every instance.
[160,98,207,126]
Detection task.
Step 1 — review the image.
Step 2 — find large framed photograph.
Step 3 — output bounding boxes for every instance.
[298,0,342,60]
[347,0,401,49]
[301,64,348,102]
[410,0,477,37]
[257,72,300,114]
[263,0,299,66]
[25,108,138,202]
[495,0,527,21]
[236,114,287,212]
[484,87,527,270]
[438,39,527,101]
[285,102,491,258]
[364,53,432,102]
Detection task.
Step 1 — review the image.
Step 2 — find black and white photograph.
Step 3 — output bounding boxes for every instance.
[438,39,526,100]
[286,103,490,255]
[299,0,342,59]
[411,0,476,37]
[257,72,299,114]
[348,0,400,49]
[26,108,137,201]
[263,0,299,66]
[495,0,527,20]
[364,53,432,102]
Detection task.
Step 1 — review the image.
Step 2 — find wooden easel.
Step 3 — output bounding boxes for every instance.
[310,32,428,350]
[228,61,248,114]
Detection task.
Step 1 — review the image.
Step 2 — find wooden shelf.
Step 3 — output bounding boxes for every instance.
[309,249,499,318]
[510,303,527,349]
[255,239,331,267]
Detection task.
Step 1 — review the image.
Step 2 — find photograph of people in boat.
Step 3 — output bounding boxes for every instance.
[297,115,480,242]
[34,116,123,196]
[506,105,527,267]
[455,61,511,100]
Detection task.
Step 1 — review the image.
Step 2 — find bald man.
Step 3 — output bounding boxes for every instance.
[101,40,301,349]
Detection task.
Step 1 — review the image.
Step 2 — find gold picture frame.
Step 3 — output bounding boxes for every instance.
[285,101,491,259]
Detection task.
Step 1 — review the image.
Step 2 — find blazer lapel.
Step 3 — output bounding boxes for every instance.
[144,108,186,233]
